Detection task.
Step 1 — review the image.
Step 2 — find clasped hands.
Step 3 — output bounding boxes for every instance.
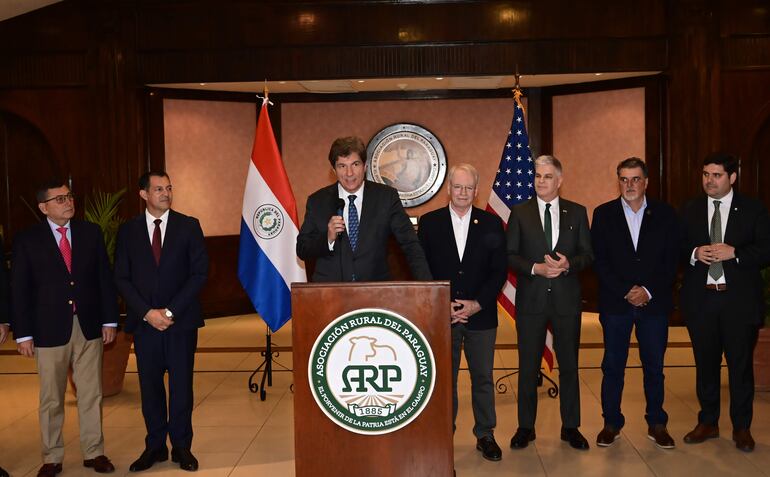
[451,299,481,324]
[625,285,649,307]
[695,243,735,265]
[144,308,174,331]
[533,252,570,278]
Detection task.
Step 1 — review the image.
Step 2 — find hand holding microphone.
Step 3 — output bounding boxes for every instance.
[327,198,347,242]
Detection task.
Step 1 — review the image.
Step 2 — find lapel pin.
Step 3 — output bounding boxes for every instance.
[473,219,478,224]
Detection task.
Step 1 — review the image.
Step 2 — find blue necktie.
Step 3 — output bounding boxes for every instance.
[348,194,359,251]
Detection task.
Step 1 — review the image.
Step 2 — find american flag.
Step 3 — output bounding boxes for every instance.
[485,88,555,374]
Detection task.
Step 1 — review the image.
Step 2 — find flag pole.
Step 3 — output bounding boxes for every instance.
[245,81,294,400]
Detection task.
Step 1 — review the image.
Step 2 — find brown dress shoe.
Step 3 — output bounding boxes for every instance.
[647,425,675,449]
[596,426,620,447]
[733,429,755,452]
[37,463,62,477]
[683,423,719,444]
[84,455,115,473]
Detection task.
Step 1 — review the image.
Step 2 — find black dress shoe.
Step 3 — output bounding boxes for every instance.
[510,428,536,449]
[476,435,502,461]
[129,447,168,472]
[561,428,589,450]
[171,448,199,472]
[733,429,755,452]
[0,465,8,477]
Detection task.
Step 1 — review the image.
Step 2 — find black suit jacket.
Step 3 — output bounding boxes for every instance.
[115,210,209,334]
[11,219,118,347]
[506,197,593,316]
[0,236,9,326]
[418,206,507,330]
[296,180,432,282]
[591,197,679,315]
[680,192,770,325]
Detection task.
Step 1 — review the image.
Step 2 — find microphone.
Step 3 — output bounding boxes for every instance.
[335,198,345,238]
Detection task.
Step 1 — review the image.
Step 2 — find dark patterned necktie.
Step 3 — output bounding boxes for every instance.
[544,203,553,252]
[709,200,723,280]
[152,218,162,265]
[348,195,359,251]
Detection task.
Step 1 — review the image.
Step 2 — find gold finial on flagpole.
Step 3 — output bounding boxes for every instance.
[513,65,523,103]
[263,79,269,100]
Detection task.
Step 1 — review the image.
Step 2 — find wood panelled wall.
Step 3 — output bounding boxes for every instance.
[0,0,769,317]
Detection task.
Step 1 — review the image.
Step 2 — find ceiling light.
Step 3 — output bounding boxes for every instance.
[435,77,444,80]
[199,83,206,86]
[357,80,365,83]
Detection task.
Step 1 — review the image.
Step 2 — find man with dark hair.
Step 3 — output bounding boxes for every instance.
[115,171,208,471]
[419,163,507,461]
[12,180,118,477]
[679,153,770,452]
[506,155,593,451]
[591,158,679,449]
[297,136,431,282]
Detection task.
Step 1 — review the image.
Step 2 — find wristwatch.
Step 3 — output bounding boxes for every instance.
[165,309,174,319]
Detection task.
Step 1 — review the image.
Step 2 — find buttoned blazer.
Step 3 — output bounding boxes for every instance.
[506,197,593,315]
[115,209,209,334]
[418,206,507,330]
[11,219,118,347]
[679,192,770,324]
[591,197,679,315]
[296,180,432,282]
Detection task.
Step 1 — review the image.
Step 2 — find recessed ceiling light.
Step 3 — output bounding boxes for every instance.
[199,83,206,86]
[435,77,444,80]
[594,73,603,76]
[357,80,365,83]
[279,81,286,84]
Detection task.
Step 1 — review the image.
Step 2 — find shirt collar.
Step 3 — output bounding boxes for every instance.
[449,205,472,222]
[145,209,170,224]
[536,195,559,211]
[709,188,733,206]
[338,182,364,199]
[47,218,71,233]
[620,195,647,214]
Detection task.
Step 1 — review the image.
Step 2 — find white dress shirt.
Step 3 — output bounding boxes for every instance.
[328,182,364,250]
[449,205,472,261]
[145,209,170,245]
[690,188,732,285]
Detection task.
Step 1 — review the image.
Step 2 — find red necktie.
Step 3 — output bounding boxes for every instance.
[152,219,162,265]
[57,226,72,273]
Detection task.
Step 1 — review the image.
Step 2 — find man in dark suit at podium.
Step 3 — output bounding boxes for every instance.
[679,153,770,452]
[591,158,679,449]
[296,136,431,282]
[506,155,594,450]
[419,163,507,461]
[115,171,208,472]
[12,180,118,477]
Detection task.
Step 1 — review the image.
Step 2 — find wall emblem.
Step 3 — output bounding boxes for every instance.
[366,123,447,208]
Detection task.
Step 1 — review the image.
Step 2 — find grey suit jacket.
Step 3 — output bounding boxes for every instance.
[506,197,593,315]
[296,180,432,282]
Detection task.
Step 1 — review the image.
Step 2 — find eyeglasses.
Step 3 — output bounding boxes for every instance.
[42,192,75,204]
[451,185,476,193]
[618,177,644,185]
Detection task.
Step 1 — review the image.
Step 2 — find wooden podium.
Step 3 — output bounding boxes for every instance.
[292,281,453,477]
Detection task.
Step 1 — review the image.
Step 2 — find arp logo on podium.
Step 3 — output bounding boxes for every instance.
[308,308,436,435]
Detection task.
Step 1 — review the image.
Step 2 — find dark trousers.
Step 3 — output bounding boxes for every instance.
[599,310,669,429]
[134,327,198,450]
[686,289,759,430]
[451,325,497,439]
[517,300,581,429]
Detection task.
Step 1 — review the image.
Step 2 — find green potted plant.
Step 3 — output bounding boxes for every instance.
[82,188,131,397]
[755,268,770,391]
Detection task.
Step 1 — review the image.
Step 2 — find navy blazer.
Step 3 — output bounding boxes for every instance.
[296,180,432,282]
[506,197,594,316]
[418,206,507,330]
[680,192,770,325]
[115,210,209,334]
[11,219,118,347]
[591,197,679,316]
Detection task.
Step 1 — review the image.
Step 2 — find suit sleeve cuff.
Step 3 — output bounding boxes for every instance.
[16,336,32,343]
[690,248,697,266]
[103,323,118,327]
[642,286,652,301]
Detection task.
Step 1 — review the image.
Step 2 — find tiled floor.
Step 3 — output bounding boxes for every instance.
[1,313,768,476]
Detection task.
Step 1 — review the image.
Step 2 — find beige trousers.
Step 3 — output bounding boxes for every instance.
[35,315,104,463]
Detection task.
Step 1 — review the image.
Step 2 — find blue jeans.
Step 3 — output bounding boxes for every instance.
[600,310,668,429]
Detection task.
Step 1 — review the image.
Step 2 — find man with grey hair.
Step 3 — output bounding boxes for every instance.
[506,155,594,450]
[419,163,507,461]
[591,158,679,449]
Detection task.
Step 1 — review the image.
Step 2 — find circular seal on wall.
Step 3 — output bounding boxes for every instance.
[308,308,436,435]
[252,204,284,240]
[366,123,447,208]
